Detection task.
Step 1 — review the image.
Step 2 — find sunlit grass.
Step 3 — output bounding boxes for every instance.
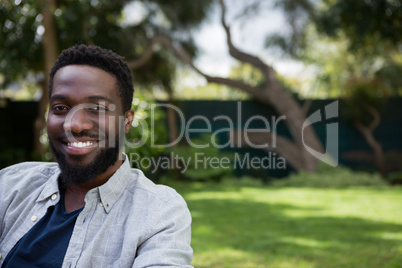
[169,181,402,268]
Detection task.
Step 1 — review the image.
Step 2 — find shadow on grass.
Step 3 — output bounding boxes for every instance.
[176,184,402,268]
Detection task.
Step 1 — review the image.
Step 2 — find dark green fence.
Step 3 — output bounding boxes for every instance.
[168,98,402,176]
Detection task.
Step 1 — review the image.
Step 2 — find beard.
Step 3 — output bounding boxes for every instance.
[49,134,122,187]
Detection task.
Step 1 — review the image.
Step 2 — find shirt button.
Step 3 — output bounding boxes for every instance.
[99,202,103,207]
[51,194,57,200]
[31,215,38,222]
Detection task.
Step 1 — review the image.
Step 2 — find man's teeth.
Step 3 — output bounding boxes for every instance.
[68,141,94,148]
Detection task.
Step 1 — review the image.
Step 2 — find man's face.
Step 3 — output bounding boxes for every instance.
[47,65,133,186]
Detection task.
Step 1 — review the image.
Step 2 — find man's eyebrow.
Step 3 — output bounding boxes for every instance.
[50,94,67,101]
[49,94,114,103]
[86,96,114,103]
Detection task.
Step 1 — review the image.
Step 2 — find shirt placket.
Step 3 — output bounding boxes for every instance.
[62,192,97,268]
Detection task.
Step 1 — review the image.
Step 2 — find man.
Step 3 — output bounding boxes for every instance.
[0,45,193,267]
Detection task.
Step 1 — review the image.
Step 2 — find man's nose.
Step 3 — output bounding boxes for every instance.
[63,106,94,134]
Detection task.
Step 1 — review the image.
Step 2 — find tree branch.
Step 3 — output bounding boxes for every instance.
[353,120,386,177]
[302,99,312,116]
[366,105,381,132]
[218,0,274,82]
[127,36,265,99]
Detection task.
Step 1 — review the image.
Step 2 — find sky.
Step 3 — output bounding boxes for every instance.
[192,1,305,78]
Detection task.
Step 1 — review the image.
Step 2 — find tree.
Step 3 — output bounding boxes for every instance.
[264,0,402,60]
[316,0,402,53]
[280,0,402,176]
[0,0,214,156]
[128,0,325,172]
[343,78,389,178]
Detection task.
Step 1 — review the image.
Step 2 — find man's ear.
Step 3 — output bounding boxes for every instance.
[124,110,134,134]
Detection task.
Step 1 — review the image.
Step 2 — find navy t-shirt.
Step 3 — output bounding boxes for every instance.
[2,188,83,268]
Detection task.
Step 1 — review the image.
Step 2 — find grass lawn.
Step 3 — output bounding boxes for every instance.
[169,181,402,268]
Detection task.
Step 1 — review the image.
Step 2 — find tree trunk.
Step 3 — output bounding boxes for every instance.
[163,83,184,179]
[164,84,179,145]
[228,78,322,172]
[353,110,386,178]
[33,0,58,157]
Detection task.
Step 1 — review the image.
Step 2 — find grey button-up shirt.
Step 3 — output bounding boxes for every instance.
[0,158,193,267]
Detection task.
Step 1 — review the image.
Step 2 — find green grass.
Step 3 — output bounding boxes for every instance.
[168,180,402,268]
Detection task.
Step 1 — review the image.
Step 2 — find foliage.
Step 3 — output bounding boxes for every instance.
[375,61,402,95]
[316,0,402,52]
[265,0,314,57]
[266,0,402,57]
[173,82,249,100]
[269,163,386,188]
[262,0,402,98]
[342,77,388,125]
[300,30,371,97]
[0,0,214,87]
[0,0,44,84]
[125,91,168,177]
[289,24,402,98]
[168,180,402,268]
[228,63,264,88]
[387,172,402,185]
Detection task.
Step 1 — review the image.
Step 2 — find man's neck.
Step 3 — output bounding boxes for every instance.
[64,186,87,213]
[63,158,124,213]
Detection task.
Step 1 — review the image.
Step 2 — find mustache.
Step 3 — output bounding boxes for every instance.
[58,130,106,141]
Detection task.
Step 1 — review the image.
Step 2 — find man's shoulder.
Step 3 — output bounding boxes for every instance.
[0,162,59,197]
[0,161,59,178]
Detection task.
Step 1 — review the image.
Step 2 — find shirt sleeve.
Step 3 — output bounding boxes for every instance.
[133,194,193,268]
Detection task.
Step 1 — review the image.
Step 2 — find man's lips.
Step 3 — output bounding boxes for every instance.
[60,139,100,155]
[67,141,95,148]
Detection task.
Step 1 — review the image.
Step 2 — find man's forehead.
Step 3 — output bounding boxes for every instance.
[54,64,116,82]
[52,65,118,98]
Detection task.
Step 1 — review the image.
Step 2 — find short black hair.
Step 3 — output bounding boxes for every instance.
[49,44,134,112]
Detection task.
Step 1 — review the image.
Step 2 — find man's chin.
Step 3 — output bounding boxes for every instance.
[54,149,119,186]
[58,156,117,186]
[49,137,121,186]
[63,153,95,166]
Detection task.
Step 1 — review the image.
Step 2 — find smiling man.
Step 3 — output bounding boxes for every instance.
[0,45,193,267]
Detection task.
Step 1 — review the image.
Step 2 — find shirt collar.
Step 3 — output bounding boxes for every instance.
[37,165,61,203]
[97,154,132,213]
[37,154,132,213]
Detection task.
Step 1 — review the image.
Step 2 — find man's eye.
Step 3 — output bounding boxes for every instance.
[53,106,69,112]
[88,105,107,111]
